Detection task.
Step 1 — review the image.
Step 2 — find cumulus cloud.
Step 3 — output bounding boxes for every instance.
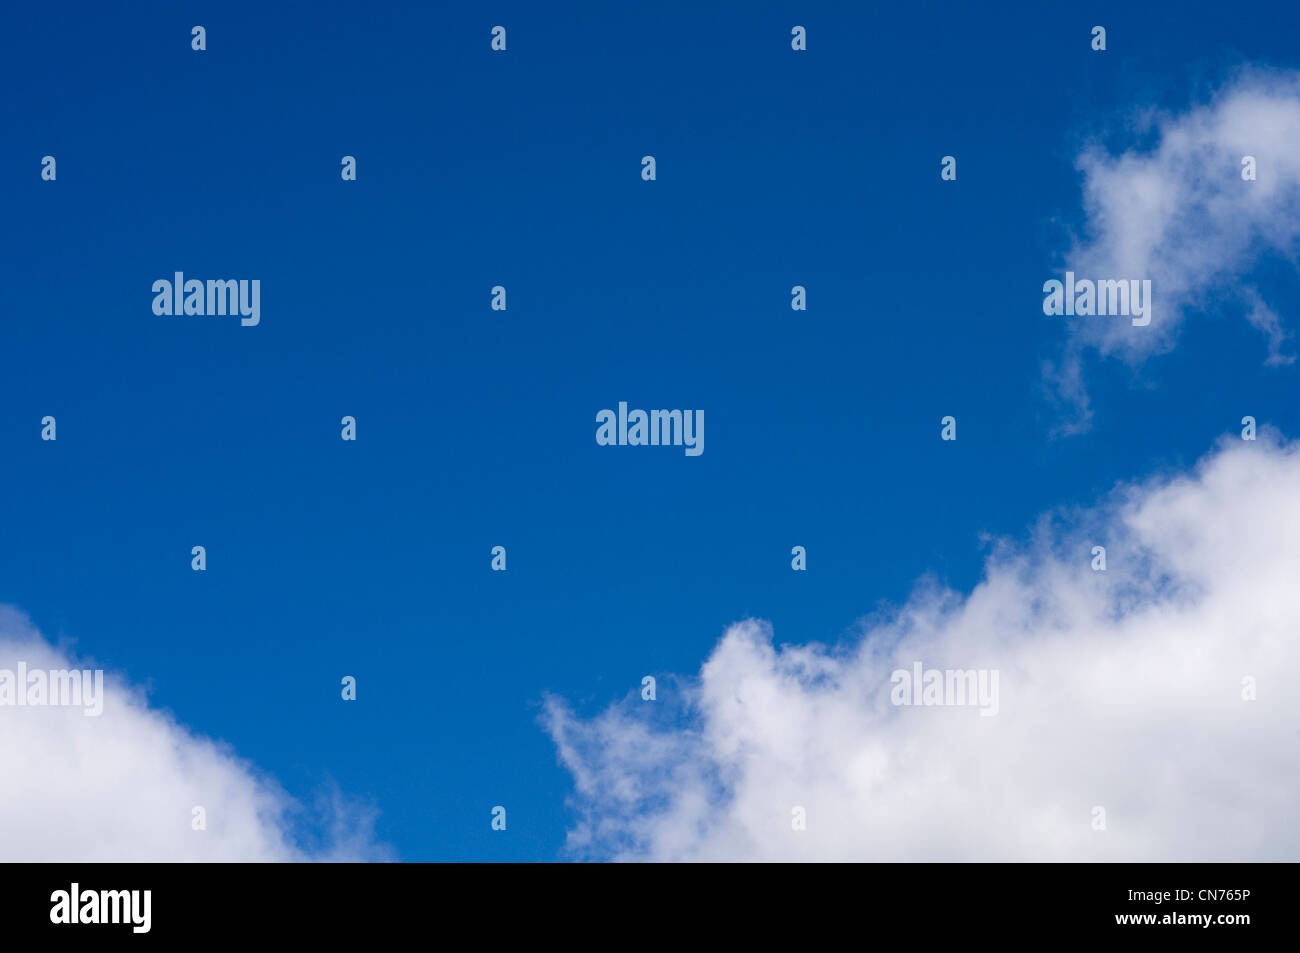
[1050,68,1300,429]
[545,434,1300,861]
[0,609,389,861]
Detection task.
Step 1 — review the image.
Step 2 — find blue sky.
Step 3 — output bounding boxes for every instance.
[3,1,1299,860]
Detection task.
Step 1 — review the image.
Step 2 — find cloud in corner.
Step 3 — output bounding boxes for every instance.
[0,608,392,862]
[545,434,1300,861]
[1048,67,1300,432]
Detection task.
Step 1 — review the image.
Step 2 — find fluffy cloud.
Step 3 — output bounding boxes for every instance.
[1050,69,1300,428]
[0,609,388,861]
[545,434,1300,861]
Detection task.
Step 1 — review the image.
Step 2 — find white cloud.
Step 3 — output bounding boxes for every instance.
[545,434,1300,860]
[1050,68,1300,428]
[0,609,389,861]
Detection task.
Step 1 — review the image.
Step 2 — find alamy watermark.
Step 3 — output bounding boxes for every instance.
[152,272,260,326]
[50,884,150,933]
[1042,271,1151,327]
[596,402,704,456]
[890,662,999,716]
[0,663,104,716]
